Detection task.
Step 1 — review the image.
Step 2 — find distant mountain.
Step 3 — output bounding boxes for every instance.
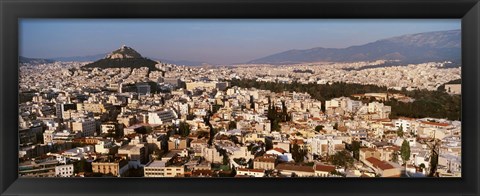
[53,53,107,62]
[82,45,159,71]
[19,56,55,65]
[248,29,461,66]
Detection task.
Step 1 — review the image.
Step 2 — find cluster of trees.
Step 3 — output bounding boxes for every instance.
[314,125,324,132]
[177,121,190,137]
[230,79,460,120]
[293,69,314,74]
[73,159,92,173]
[351,141,361,160]
[397,125,404,137]
[385,89,461,120]
[228,121,237,130]
[329,150,354,169]
[230,79,388,103]
[82,58,162,73]
[266,98,290,132]
[291,143,307,163]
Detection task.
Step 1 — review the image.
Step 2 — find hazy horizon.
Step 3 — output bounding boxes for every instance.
[20,19,460,64]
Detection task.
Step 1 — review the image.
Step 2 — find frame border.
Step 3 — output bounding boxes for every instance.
[1,0,479,196]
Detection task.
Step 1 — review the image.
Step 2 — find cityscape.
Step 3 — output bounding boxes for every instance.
[18,20,461,178]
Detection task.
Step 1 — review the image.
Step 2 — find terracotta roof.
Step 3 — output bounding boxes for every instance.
[271,147,287,154]
[421,121,449,127]
[192,169,212,176]
[382,146,400,151]
[365,157,394,170]
[360,148,377,152]
[237,168,265,173]
[276,163,314,173]
[315,164,336,172]
[254,155,276,163]
[290,139,304,145]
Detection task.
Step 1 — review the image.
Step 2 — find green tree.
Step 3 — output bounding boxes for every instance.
[178,121,190,137]
[397,125,404,137]
[401,140,411,165]
[330,150,354,169]
[428,139,440,177]
[315,125,324,132]
[229,79,461,121]
[419,163,426,172]
[351,141,361,160]
[391,151,399,163]
[291,143,307,163]
[281,100,289,122]
[228,121,237,130]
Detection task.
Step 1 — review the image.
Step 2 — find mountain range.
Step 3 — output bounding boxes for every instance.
[247,29,461,66]
[20,29,461,67]
[19,56,55,65]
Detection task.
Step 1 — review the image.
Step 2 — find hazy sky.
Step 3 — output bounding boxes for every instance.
[20,19,460,64]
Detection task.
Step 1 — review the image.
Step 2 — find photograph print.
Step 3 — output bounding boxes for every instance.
[18,19,461,178]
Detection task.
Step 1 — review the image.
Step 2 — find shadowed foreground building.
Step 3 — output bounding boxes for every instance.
[91,157,129,177]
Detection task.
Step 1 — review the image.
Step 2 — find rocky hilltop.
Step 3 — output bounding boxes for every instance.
[82,45,159,71]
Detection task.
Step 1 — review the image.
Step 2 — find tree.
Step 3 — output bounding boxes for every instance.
[223,154,230,165]
[429,152,439,177]
[330,150,354,169]
[228,121,237,130]
[391,151,399,163]
[397,125,404,137]
[291,143,307,163]
[178,121,190,137]
[271,119,281,132]
[427,139,441,177]
[419,163,426,172]
[229,79,461,121]
[281,100,289,122]
[351,141,361,160]
[315,125,324,132]
[401,140,411,166]
[250,95,255,110]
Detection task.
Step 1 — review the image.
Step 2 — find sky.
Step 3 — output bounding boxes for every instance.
[19,19,460,64]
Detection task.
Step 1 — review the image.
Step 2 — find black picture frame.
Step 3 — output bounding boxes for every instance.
[1,0,479,195]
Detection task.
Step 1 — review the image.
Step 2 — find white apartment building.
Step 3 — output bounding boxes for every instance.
[144,160,185,177]
[309,135,344,156]
[148,110,177,125]
[71,118,96,137]
[55,164,74,177]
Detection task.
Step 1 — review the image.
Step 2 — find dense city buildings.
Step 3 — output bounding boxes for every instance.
[18,46,461,178]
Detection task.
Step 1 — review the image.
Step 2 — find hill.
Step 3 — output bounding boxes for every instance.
[19,56,55,65]
[248,29,461,66]
[82,45,159,71]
